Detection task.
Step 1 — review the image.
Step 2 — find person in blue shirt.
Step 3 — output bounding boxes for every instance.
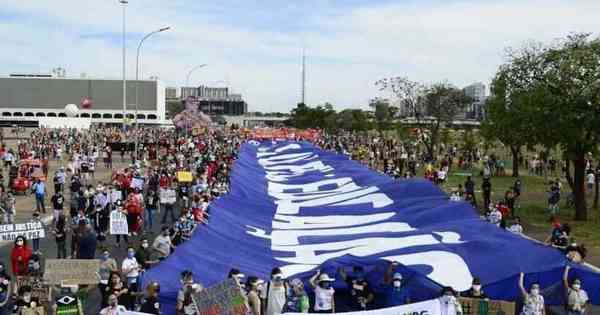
[33,179,46,213]
[382,262,410,307]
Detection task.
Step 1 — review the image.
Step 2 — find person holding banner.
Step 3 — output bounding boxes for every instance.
[99,294,127,315]
[139,282,161,315]
[309,271,335,313]
[383,262,411,307]
[282,279,309,313]
[519,273,545,315]
[438,287,462,315]
[563,265,589,315]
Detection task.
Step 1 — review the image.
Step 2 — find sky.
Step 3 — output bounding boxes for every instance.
[0,0,599,113]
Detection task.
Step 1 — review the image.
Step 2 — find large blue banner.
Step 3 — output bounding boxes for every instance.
[143,141,600,313]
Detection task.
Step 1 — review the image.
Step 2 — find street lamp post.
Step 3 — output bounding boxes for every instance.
[119,0,128,128]
[185,64,207,87]
[134,26,170,161]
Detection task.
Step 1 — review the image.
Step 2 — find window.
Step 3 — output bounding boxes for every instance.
[81,113,90,118]
[47,113,57,117]
[147,114,157,120]
[2,112,11,117]
[25,112,34,117]
[136,114,146,119]
[13,112,23,117]
[92,113,102,119]
[35,113,46,117]
[58,113,67,117]
[103,113,113,119]
[114,114,123,119]
[126,114,134,119]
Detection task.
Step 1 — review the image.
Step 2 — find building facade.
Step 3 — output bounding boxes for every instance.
[181,85,247,116]
[0,76,166,125]
[462,82,488,120]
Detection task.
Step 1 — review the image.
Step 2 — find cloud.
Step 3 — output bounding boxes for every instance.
[0,0,599,112]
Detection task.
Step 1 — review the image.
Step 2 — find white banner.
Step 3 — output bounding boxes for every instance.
[109,211,129,235]
[0,222,45,241]
[159,188,177,204]
[131,178,144,190]
[286,299,440,315]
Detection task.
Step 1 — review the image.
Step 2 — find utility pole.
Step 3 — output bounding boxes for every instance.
[301,47,306,105]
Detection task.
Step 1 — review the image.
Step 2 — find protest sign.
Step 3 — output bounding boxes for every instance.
[177,171,193,183]
[193,278,248,315]
[109,211,129,235]
[111,190,123,202]
[43,259,101,285]
[0,221,45,242]
[21,307,46,315]
[160,188,177,204]
[460,297,515,315]
[131,177,144,189]
[286,298,440,315]
[15,277,50,305]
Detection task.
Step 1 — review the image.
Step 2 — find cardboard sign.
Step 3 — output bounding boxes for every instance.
[15,276,50,305]
[193,278,248,315]
[177,171,193,183]
[0,221,45,241]
[21,307,46,315]
[109,211,129,235]
[160,188,177,204]
[459,297,515,315]
[43,259,101,285]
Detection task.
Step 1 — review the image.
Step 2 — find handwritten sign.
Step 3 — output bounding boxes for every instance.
[0,221,45,241]
[160,188,177,204]
[109,211,129,235]
[177,171,193,183]
[459,297,515,315]
[43,259,101,285]
[15,277,50,305]
[193,278,248,315]
[111,190,123,203]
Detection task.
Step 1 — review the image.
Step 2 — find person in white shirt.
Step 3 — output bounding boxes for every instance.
[487,207,502,227]
[309,271,335,313]
[121,246,140,292]
[99,294,127,315]
[586,172,595,193]
[509,217,524,235]
[262,268,287,315]
[153,226,173,260]
[439,287,462,315]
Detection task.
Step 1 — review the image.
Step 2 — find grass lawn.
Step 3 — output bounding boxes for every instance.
[433,166,600,250]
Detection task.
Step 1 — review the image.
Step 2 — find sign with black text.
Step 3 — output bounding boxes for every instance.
[0,222,45,241]
[110,211,129,235]
[193,279,248,315]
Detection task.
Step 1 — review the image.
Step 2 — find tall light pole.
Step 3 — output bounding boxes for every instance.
[134,26,170,160]
[185,64,207,87]
[120,0,128,128]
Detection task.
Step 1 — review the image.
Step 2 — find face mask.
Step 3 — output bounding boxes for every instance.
[531,288,540,296]
[573,284,581,290]
[16,240,23,246]
[141,243,149,249]
[127,252,135,258]
[472,285,481,291]
[102,253,110,260]
[393,280,401,288]
[320,282,331,289]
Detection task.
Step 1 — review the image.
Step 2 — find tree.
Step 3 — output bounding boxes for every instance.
[369,98,396,131]
[166,100,185,119]
[495,33,600,220]
[481,63,538,177]
[376,78,470,160]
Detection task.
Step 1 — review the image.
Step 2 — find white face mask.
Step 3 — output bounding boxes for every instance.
[573,284,581,290]
[531,288,540,296]
[23,294,31,303]
[16,240,23,246]
[472,285,481,291]
[393,280,401,288]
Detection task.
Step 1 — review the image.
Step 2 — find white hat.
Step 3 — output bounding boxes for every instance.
[318,273,335,282]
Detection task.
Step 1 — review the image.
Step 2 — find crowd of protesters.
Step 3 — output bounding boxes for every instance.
[0,128,596,315]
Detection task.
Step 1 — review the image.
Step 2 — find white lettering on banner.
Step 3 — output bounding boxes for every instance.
[286,298,441,315]
[248,222,415,246]
[248,144,473,291]
[272,212,396,230]
[258,152,317,166]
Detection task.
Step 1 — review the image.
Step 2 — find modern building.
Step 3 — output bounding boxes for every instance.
[462,82,488,120]
[165,87,178,100]
[181,85,247,116]
[0,75,166,126]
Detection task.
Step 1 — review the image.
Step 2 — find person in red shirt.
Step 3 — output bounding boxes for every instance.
[11,236,32,276]
[496,200,510,219]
